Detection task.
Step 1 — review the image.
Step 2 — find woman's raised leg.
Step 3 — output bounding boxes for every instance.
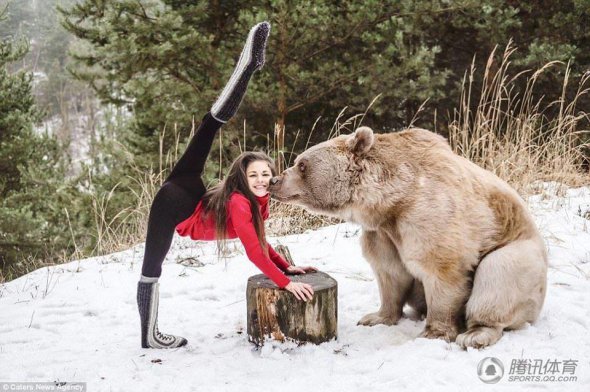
[137,21,270,349]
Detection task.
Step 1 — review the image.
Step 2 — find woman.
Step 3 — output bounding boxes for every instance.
[137,21,316,349]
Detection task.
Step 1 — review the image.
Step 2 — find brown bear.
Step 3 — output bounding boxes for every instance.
[269,126,548,349]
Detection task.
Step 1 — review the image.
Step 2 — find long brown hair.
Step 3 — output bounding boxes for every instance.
[201,151,276,256]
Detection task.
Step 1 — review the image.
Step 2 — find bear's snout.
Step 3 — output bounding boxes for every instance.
[269,172,301,202]
[269,176,283,194]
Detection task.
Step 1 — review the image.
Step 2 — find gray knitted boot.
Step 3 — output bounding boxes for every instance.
[137,281,187,349]
[210,21,270,123]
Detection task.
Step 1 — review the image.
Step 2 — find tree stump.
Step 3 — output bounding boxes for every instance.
[246,271,338,347]
[274,245,295,267]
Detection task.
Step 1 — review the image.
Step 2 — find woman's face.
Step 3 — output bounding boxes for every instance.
[246,160,272,197]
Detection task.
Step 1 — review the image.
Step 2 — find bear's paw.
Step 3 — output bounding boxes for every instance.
[456,326,502,349]
[357,311,400,327]
[420,323,459,342]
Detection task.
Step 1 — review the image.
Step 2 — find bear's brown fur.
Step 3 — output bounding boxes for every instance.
[270,126,547,349]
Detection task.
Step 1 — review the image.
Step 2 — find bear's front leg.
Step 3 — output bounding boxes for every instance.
[420,271,471,342]
[358,230,414,326]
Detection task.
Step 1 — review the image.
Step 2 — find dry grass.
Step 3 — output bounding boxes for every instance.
[266,201,339,237]
[448,42,590,196]
[89,165,163,256]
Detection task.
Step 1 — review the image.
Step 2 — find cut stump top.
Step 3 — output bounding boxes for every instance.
[247,271,337,290]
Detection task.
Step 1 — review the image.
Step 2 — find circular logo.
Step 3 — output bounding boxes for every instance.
[477,357,504,384]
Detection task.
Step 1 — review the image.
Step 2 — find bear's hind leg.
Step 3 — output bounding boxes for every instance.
[358,230,413,326]
[420,272,471,342]
[456,238,547,349]
[405,279,427,320]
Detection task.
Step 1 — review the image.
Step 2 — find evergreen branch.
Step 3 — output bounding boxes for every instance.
[165,66,202,94]
[297,5,482,63]
[0,241,41,248]
[134,0,156,22]
[286,69,366,114]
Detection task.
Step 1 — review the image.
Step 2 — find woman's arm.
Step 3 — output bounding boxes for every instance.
[229,197,291,288]
[229,195,314,300]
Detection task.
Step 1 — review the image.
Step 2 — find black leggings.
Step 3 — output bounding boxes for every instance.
[141,113,223,277]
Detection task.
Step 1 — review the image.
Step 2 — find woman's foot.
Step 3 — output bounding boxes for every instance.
[211,21,270,123]
[137,281,187,349]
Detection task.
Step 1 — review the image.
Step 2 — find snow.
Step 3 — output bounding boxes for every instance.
[1,184,589,391]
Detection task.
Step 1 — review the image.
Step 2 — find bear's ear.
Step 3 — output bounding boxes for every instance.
[346,126,374,156]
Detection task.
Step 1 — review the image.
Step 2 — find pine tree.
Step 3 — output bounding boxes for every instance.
[0,12,42,273]
[0,8,87,280]
[0,31,39,197]
[58,0,253,171]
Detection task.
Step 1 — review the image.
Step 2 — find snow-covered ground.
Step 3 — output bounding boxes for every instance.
[1,185,589,392]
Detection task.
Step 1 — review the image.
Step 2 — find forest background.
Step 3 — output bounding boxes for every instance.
[1,0,589,282]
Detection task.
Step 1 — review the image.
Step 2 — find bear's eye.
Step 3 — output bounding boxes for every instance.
[298,161,305,173]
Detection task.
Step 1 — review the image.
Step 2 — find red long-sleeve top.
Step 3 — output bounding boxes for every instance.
[175,192,291,288]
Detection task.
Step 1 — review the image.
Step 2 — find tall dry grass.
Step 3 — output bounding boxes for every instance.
[448,43,590,196]
[89,166,161,256]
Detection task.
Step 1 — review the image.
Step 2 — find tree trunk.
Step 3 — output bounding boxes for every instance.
[246,271,338,347]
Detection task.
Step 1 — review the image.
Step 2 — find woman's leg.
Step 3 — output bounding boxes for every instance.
[141,113,222,279]
[140,180,205,278]
[164,113,222,194]
[137,21,270,349]
[167,20,270,189]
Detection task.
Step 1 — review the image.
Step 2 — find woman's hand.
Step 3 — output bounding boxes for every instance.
[285,265,318,275]
[285,282,314,301]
